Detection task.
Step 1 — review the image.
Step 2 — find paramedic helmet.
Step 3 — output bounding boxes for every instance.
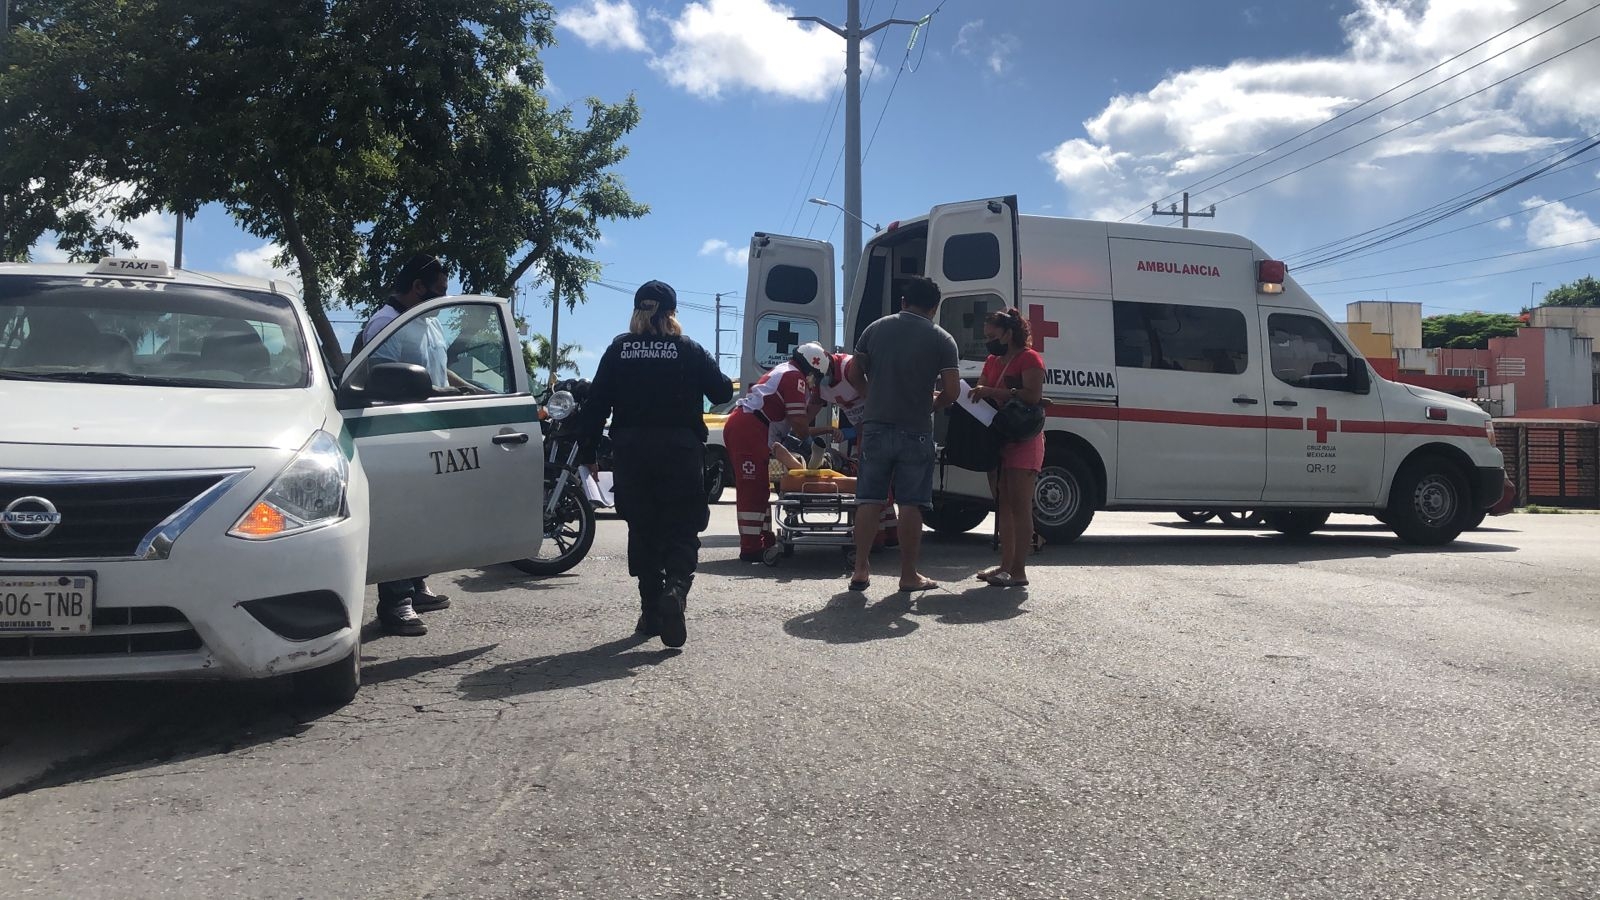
[793,342,831,380]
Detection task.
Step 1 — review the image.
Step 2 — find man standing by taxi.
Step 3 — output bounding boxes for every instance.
[846,276,961,593]
[354,253,462,636]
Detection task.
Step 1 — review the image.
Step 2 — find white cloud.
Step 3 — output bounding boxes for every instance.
[954,19,1020,76]
[229,242,300,287]
[558,0,649,52]
[699,238,746,268]
[1521,196,1600,248]
[1043,0,1600,222]
[650,0,864,101]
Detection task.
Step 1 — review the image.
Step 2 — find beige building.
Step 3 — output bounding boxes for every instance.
[1347,301,1423,350]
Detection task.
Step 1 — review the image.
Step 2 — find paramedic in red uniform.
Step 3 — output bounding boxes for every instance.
[971,308,1046,588]
[583,280,733,648]
[816,352,898,548]
[724,342,839,561]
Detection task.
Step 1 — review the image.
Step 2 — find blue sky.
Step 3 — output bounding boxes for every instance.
[45,0,1600,375]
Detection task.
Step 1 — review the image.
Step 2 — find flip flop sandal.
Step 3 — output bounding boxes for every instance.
[975,567,1004,581]
[986,572,1029,588]
[898,578,940,593]
[848,577,871,592]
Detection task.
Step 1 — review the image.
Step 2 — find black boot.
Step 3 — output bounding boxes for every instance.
[655,575,690,649]
[635,576,663,637]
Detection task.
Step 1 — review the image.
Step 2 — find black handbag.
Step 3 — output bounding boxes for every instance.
[991,398,1046,443]
[942,404,1001,471]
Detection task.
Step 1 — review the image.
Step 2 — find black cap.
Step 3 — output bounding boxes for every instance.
[634,280,677,314]
[393,254,444,293]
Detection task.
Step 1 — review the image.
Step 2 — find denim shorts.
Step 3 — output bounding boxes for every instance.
[855,425,935,509]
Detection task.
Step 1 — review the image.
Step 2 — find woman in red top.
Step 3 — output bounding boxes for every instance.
[969,308,1046,587]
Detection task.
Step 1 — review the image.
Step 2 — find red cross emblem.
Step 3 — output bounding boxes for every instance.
[1027,303,1060,348]
[1307,406,1338,443]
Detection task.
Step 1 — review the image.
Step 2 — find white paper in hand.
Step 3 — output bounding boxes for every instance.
[956,379,996,426]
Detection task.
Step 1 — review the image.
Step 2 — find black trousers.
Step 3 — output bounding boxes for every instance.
[376,577,425,609]
[609,427,709,581]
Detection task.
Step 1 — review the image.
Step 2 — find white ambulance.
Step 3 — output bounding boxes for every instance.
[741,196,1507,546]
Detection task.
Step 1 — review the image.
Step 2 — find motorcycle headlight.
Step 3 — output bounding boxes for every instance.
[230,431,350,540]
[545,390,576,422]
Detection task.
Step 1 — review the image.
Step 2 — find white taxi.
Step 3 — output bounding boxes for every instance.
[0,259,543,704]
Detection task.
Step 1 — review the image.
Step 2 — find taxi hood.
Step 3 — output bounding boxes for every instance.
[4,382,328,450]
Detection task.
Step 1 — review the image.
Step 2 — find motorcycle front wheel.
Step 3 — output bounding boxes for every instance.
[512,481,596,576]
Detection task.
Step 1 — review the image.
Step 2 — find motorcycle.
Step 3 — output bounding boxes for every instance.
[511,378,597,576]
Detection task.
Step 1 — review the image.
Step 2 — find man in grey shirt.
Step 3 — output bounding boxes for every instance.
[845,275,962,593]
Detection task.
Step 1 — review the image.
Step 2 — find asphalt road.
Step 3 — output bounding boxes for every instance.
[1,506,1597,899]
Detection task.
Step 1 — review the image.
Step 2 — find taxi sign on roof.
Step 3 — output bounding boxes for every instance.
[90,258,173,279]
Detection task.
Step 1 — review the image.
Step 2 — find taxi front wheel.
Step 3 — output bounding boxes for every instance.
[291,643,361,708]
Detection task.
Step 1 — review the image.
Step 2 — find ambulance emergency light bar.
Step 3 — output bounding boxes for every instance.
[1258,259,1287,295]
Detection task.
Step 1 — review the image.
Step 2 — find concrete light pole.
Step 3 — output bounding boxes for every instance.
[790,1,920,306]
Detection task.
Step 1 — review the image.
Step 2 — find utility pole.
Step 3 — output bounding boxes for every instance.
[174,214,184,269]
[1150,192,1216,228]
[791,1,922,305]
[1531,281,1543,308]
[548,281,561,389]
[714,292,738,375]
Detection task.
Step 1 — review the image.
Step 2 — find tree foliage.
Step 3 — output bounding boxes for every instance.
[523,332,582,384]
[0,0,645,367]
[1541,275,1600,308]
[1421,312,1524,350]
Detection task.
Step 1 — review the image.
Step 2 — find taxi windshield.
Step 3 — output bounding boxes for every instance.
[0,275,309,389]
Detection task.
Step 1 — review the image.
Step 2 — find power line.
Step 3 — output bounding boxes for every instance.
[1131,0,1588,220]
[1298,232,1600,287]
[1292,135,1600,271]
[1308,249,1600,296]
[1283,140,1600,265]
[1210,26,1600,211]
[1291,169,1600,271]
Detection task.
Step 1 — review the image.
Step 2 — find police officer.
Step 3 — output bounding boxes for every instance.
[583,280,733,649]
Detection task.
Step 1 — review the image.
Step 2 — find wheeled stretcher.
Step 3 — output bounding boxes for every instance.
[762,468,860,568]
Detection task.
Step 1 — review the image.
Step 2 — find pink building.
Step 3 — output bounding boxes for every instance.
[1432,326,1594,415]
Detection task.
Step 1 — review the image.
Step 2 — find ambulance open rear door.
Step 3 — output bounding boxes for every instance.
[741,233,836,389]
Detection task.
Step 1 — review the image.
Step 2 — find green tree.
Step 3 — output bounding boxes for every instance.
[1541,275,1600,308]
[523,332,582,383]
[1421,312,1524,349]
[0,0,644,367]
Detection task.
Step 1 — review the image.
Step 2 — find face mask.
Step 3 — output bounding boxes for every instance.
[985,339,1008,356]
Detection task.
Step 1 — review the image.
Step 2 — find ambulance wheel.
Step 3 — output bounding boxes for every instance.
[1176,510,1215,524]
[1388,457,1468,546]
[924,499,989,534]
[1264,510,1330,538]
[1034,451,1096,544]
[291,642,360,708]
[1460,509,1487,531]
[762,546,782,567]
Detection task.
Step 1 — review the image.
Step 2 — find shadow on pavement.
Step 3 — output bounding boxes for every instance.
[912,587,1028,625]
[783,592,920,644]
[449,565,570,595]
[0,679,324,799]
[361,643,499,686]
[456,635,676,700]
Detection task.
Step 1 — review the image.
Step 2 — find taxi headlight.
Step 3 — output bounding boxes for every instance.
[545,390,576,422]
[230,431,350,540]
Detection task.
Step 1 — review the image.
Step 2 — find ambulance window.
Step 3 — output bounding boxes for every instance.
[766,265,819,305]
[942,233,1001,282]
[939,294,1005,361]
[1113,302,1248,375]
[1268,314,1357,391]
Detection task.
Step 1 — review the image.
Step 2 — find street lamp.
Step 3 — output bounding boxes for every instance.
[1531,281,1543,307]
[808,197,881,234]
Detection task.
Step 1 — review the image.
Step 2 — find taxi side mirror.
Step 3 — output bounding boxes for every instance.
[366,362,435,404]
